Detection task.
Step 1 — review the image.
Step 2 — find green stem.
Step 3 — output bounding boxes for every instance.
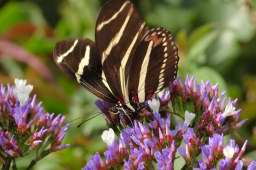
[173,111,184,119]
[11,159,17,170]
[2,157,11,170]
[0,152,5,160]
[181,164,191,170]
[26,150,50,170]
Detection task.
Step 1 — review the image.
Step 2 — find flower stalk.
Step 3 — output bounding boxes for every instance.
[26,149,50,170]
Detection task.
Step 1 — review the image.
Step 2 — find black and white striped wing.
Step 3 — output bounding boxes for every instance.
[53,38,116,103]
[95,0,146,104]
[128,27,179,103]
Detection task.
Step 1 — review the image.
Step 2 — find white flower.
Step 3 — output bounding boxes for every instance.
[148,98,160,113]
[101,128,115,146]
[13,79,33,105]
[184,111,196,126]
[223,145,235,159]
[222,102,236,118]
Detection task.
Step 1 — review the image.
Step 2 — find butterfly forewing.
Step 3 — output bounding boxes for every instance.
[128,28,179,103]
[53,38,116,103]
[95,0,146,104]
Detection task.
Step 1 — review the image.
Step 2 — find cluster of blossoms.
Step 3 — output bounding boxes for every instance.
[0,79,68,168]
[84,76,256,170]
[171,76,243,135]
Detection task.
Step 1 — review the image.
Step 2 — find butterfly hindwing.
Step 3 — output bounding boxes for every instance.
[128,27,179,103]
[95,0,146,104]
[145,28,179,94]
[53,38,116,103]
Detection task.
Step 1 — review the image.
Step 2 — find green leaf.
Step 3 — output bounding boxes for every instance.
[174,152,186,170]
[188,24,214,48]
[24,36,54,55]
[179,60,198,77]
[42,96,68,114]
[34,154,63,170]
[187,31,217,64]
[207,29,240,67]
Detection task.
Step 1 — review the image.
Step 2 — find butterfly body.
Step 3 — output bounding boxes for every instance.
[53,0,179,127]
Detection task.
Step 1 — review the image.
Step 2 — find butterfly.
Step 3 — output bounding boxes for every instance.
[53,0,179,127]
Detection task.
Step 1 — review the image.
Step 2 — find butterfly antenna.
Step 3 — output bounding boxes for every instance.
[76,112,102,128]
[68,116,85,124]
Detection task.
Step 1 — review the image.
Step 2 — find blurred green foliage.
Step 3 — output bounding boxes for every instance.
[0,0,256,169]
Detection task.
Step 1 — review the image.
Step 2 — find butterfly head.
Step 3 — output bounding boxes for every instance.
[108,102,135,127]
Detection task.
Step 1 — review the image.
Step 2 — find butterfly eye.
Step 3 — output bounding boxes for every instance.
[109,107,119,114]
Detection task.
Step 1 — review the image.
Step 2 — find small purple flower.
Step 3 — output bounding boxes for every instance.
[28,127,47,149]
[197,134,224,169]
[183,128,199,146]
[248,161,256,170]
[178,128,200,162]
[85,153,104,170]
[154,142,176,170]
[0,131,21,157]
[208,134,224,156]
[177,145,190,161]
[158,89,170,105]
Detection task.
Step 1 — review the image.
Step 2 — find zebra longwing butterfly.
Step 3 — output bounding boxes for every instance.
[53,0,179,127]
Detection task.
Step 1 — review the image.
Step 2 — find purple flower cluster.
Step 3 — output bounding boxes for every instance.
[84,112,256,170]
[84,76,256,170]
[0,79,68,159]
[171,76,243,136]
